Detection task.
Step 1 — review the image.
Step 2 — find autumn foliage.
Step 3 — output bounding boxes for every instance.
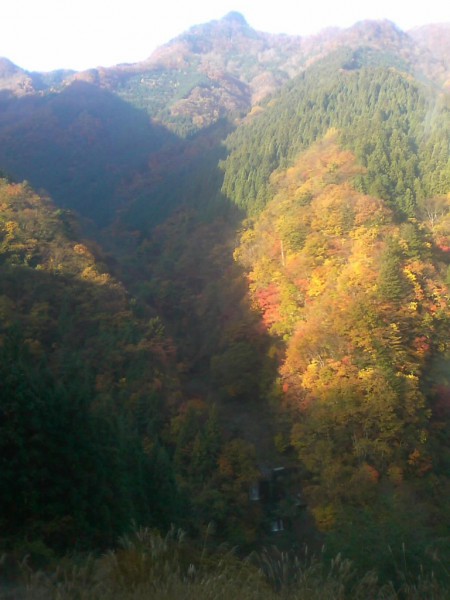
[235,133,450,533]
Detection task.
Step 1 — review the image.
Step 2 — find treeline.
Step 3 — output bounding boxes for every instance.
[0,179,184,550]
[233,132,450,580]
[221,48,450,218]
[0,179,280,558]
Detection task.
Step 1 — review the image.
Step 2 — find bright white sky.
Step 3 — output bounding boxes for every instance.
[3,0,449,72]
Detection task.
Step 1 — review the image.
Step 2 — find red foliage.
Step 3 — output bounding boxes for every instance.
[413,335,431,355]
[255,283,281,327]
[364,464,380,483]
[436,237,450,252]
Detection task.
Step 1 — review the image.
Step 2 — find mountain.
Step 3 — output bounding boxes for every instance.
[221,50,450,215]
[51,18,450,127]
[0,178,184,548]
[1,16,449,134]
[409,23,450,89]
[0,57,74,95]
[0,58,35,94]
[0,80,175,223]
[0,15,448,226]
[0,12,449,591]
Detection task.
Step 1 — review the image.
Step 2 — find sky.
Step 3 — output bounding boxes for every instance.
[3,0,449,73]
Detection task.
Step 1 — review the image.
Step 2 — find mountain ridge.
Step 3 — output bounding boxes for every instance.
[0,10,450,584]
[2,16,449,100]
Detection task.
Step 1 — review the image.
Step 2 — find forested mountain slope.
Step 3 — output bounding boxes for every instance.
[0,13,449,593]
[219,48,450,574]
[0,179,186,549]
[233,132,450,572]
[222,51,450,216]
[104,43,450,578]
[0,82,174,223]
[0,16,448,225]
[0,178,280,556]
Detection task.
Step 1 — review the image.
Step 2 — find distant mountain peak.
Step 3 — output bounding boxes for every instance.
[349,18,406,39]
[0,57,36,95]
[0,57,24,77]
[221,11,248,27]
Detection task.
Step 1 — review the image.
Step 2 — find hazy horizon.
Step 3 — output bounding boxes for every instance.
[3,0,450,73]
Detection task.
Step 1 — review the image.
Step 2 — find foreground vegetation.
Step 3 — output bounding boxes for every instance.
[1,528,448,600]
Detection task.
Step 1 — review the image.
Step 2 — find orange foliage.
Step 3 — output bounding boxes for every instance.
[254,283,281,328]
[234,133,448,511]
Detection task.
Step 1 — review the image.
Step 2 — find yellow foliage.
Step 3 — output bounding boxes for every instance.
[4,220,18,238]
[307,271,326,297]
[403,266,417,282]
[73,243,94,259]
[311,504,336,532]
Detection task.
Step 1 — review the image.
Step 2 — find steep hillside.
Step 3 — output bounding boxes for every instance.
[0,178,284,553]
[222,51,450,216]
[0,178,187,548]
[234,131,450,575]
[0,15,449,226]
[0,12,450,590]
[0,81,174,223]
[104,45,450,575]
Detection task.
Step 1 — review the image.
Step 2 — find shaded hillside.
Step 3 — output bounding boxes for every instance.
[0,179,287,553]
[0,82,175,223]
[116,119,234,232]
[0,178,186,548]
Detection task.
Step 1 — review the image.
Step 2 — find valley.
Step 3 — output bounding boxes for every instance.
[0,12,449,597]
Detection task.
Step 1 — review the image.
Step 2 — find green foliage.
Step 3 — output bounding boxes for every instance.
[0,333,153,549]
[326,499,450,587]
[221,53,450,220]
[115,69,217,135]
[0,180,184,550]
[210,340,265,400]
[377,240,409,303]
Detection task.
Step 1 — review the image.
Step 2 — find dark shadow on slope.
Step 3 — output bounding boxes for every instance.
[117,118,236,232]
[107,122,283,464]
[0,82,179,224]
[0,264,183,551]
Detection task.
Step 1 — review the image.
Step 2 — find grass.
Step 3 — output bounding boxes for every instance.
[2,527,448,599]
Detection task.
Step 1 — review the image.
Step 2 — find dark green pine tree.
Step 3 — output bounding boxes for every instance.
[377,241,407,303]
[0,331,182,551]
